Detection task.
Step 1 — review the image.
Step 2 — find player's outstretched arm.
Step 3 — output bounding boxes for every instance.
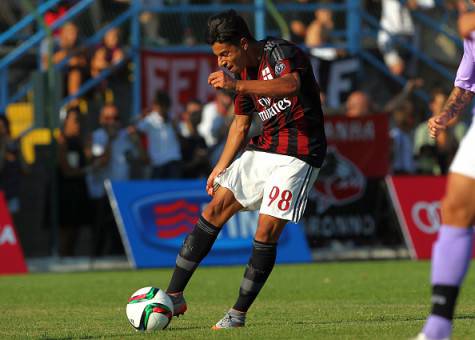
[206,114,252,196]
[458,12,475,39]
[208,70,301,98]
[428,86,474,138]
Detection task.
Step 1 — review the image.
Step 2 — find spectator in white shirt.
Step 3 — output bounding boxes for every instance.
[135,91,183,179]
[378,0,418,76]
[197,90,233,148]
[86,103,144,256]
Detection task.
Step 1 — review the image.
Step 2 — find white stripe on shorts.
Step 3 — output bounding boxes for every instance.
[292,165,313,222]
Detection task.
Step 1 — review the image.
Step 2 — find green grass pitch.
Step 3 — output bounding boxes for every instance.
[1,260,474,339]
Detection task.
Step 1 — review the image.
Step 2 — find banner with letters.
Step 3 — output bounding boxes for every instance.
[141,51,218,116]
[303,114,399,254]
[0,192,28,275]
[106,180,312,268]
[386,176,475,260]
[141,50,359,116]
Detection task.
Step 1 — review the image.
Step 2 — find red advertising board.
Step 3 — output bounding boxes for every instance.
[141,51,218,116]
[324,114,389,177]
[0,192,28,274]
[386,176,475,259]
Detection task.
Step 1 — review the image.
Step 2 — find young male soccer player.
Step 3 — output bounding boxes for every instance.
[416,9,475,340]
[165,10,327,329]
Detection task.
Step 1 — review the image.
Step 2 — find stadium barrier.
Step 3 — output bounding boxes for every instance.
[0,192,27,275]
[106,179,312,269]
[386,176,475,260]
[302,114,405,259]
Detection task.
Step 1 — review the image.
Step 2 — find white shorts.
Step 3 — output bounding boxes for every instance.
[450,120,475,179]
[214,150,320,223]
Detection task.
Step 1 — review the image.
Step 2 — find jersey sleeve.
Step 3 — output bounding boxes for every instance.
[454,38,475,93]
[234,93,254,116]
[269,43,308,78]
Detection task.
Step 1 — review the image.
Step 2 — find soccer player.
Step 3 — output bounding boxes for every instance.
[416,9,475,340]
[165,10,326,329]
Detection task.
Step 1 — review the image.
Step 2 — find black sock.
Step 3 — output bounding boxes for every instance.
[233,239,277,312]
[167,217,220,293]
[431,284,460,320]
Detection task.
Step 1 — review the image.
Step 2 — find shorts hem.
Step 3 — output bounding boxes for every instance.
[216,183,260,211]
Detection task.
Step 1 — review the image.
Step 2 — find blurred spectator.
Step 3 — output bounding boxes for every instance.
[140,1,168,46]
[44,1,76,37]
[0,115,27,216]
[305,6,340,61]
[378,0,417,76]
[57,107,91,257]
[90,27,124,78]
[344,79,423,117]
[414,89,467,174]
[305,7,334,47]
[134,91,183,179]
[183,27,197,46]
[198,90,234,148]
[178,99,203,138]
[345,91,373,117]
[286,0,313,44]
[390,100,417,174]
[290,19,307,44]
[86,104,144,256]
[42,22,88,98]
[179,107,210,178]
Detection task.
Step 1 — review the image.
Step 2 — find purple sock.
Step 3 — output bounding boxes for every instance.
[422,225,473,339]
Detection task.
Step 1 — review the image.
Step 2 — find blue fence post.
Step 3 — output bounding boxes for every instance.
[131,0,141,117]
[346,0,361,55]
[0,69,8,112]
[255,0,266,40]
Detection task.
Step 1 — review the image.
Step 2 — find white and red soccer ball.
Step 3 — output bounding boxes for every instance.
[126,287,173,331]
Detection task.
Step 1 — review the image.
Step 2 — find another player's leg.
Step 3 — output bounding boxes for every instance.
[166,187,243,316]
[212,214,286,329]
[417,173,475,340]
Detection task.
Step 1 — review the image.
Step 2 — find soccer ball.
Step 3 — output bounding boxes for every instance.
[126,287,173,331]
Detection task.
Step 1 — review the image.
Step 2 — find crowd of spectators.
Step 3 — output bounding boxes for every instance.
[0,0,474,257]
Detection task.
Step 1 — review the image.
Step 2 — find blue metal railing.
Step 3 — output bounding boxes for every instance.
[0,0,465,116]
[411,10,462,49]
[0,0,96,111]
[0,0,136,113]
[0,0,94,71]
[0,0,62,46]
[360,10,453,82]
[61,53,131,107]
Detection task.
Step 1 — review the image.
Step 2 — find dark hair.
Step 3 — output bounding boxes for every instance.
[0,114,10,135]
[206,10,255,45]
[188,98,202,106]
[154,91,171,110]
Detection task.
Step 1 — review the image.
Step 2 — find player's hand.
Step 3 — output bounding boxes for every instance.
[206,167,225,197]
[208,70,236,91]
[427,115,449,138]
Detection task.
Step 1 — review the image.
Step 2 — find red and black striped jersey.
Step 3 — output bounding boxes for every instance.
[234,38,327,167]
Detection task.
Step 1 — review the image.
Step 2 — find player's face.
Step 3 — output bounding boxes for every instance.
[212,41,246,74]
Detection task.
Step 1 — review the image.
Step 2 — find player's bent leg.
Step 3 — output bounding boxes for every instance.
[167,187,243,317]
[202,187,245,227]
[420,173,475,340]
[213,215,287,329]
